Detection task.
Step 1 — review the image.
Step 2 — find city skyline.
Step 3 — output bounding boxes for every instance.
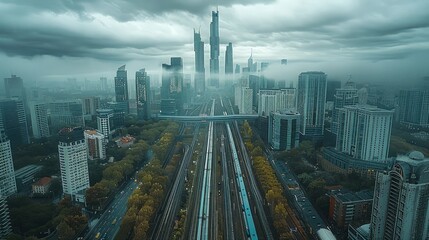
[0,1,428,85]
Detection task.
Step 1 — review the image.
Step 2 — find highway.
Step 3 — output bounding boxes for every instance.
[220,132,235,240]
[85,180,138,240]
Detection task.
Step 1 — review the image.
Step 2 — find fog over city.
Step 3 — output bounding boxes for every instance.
[0,0,428,85]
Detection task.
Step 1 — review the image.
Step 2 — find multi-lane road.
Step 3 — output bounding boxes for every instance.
[85,180,138,240]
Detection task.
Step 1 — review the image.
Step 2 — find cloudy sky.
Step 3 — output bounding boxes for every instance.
[0,0,428,86]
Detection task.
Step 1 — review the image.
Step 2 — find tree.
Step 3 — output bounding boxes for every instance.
[57,221,75,240]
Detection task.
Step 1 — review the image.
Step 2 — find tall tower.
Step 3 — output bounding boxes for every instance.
[29,101,50,139]
[161,57,184,115]
[0,99,30,147]
[114,65,129,114]
[336,105,393,162]
[0,195,12,239]
[332,82,358,134]
[97,109,114,141]
[210,10,220,88]
[370,151,429,239]
[58,128,89,203]
[136,69,151,120]
[0,129,17,197]
[194,29,205,95]
[297,71,327,138]
[225,42,234,75]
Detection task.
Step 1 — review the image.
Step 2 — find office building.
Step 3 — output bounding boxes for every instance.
[247,51,257,73]
[48,100,84,134]
[136,69,151,120]
[268,110,300,150]
[0,98,29,147]
[84,130,105,160]
[370,151,429,239]
[258,89,297,116]
[332,82,359,134]
[239,88,253,114]
[4,74,26,101]
[114,65,129,114]
[297,72,327,137]
[194,29,205,94]
[0,196,12,239]
[97,109,114,141]
[326,80,341,102]
[0,130,17,197]
[397,89,429,127]
[161,57,183,114]
[209,10,220,88]
[82,97,100,120]
[100,77,108,91]
[336,105,393,162]
[329,189,373,229]
[225,42,234,75]
[29,101,50,139]
[58,128,89,203]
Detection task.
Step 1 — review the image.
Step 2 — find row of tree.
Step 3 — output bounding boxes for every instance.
[241,121,295,239]
[115,122,180,240]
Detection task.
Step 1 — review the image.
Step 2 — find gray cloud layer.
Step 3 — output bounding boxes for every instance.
[0,0,428,83]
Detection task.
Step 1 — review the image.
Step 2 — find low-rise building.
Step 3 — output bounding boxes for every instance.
[116,135,135,148]
[32,177,52,195]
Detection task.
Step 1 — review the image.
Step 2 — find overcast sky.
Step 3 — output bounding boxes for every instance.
[0,0,428,86]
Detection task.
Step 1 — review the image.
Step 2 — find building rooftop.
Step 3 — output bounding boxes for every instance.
[333,189,373,203]
[33,177,52,186]
[343,104,393,114]
[395,151,429,184]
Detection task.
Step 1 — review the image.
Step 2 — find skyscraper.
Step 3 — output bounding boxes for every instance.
[48,100,84,134]
[336,105,393,162]
[136,69,151,120]
[100,77,108,91]
[297,71,327,137]
[114,65,129,114]
[397,89,429,127]
[268,110,300,151]
[332,82,359,134]
[0,195,12,239]
[209,10,220,88]
[248,51,257,73]
[0,98,30,147]
[225,42,233,75]
[58,128,89,203]
[194,29,205,94]
[370,151,429,239]
[29,101,50,139]
[82,97,100,120]
[4,75,26,103]
[161,57,183,114]
[97,109,114,141]
[0,129,17,197]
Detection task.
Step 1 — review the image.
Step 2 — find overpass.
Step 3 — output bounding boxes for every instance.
[157,114,259,122]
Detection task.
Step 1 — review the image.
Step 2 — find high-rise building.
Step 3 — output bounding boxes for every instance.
[326,80,341,102]
[0,195,12,239]
[29,101,50,139]
[268,110,300,151]
[258,89,297,116]
[297,72,327,137]
[4,74,26,101]
[235,64,241,75]
[114,65,129,114]
[247,51,257,73]
[84,130,105,160]
[225,42,234,75]
[0,130,17,197]
[194,29,205,95]
[209,10,220,88]
[332,82,359,134]
[135,69,151,120]
[48,100,84,134]
[58,128,89,203]
[336,105,393,162]
[239,87,253,114]
[397,89,429,127]
[161,57,183,114]
[97,109,114,141]
[0,98,30,147]
[370,151,429,239]
[100,77,108,91]
[82,97,100,120]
